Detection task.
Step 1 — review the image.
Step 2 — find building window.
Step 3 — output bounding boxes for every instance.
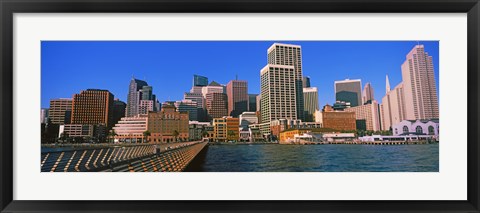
[416,126,423,134]
[403,126,409,134]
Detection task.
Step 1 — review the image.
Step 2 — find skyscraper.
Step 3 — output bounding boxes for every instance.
[226,80,248,117]
[49,98,72,125]
[112,99,126,126]
[362,82,374,105]
[126,78,148,117]
[175,99,198,121]
[267,43,304,120]
[248,94,258,112]
[41,108,49,124]
[335,79,362,107]
[71,89,114,128]
[303,87,319,122]
[260,64,297,123]
[193,74,208,87]
[205,93,228,120]
[184,92,206,121]
[302,76,311,88]
[401,44,439,120]
[381,82,406,131]
[140,86,152,101]
[201,81,224,98]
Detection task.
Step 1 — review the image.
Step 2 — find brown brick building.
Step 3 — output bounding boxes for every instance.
[148,105,189,143]
[71,89,114,128]
[206,93,228,120]
[320,104,356,131]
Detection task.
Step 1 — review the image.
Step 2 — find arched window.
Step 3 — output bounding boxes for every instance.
[416,126,423,134]
[403,126,409,134]
[395,128,398,135]
[428,126,435,135]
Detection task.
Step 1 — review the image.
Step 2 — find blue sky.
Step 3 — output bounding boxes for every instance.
[41,41,439,108]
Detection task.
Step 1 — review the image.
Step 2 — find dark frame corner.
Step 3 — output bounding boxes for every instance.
[1,0,479,212]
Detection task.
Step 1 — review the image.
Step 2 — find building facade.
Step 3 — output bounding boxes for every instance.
[392,119,439,137]
[335,79,362,107]
[126,78,148,117]
[239,112,258,128]
[303,87,319,122]
[41,108,49,124]
[267,43,304,120]
[248,94,258,112]
[319,105,356,131]
[362,82,374,105]
[205,93,228,120]
[401,45,439,120]
[302,76,311,88]
[175,99,198,121]
[112,99,126,126]
[71,89,114,128]
[49,98,72,125]
[193,74,208,87]
[260,64,298,123]
[112,115,148,143]
[344,101,381,131]
[226,80,248,117]
[147,105,189,143]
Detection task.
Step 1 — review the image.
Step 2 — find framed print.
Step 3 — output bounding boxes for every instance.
[1,0,479,212]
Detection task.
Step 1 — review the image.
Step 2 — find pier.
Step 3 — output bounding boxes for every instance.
[41,141,208,172]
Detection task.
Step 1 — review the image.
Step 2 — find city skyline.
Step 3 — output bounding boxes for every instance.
[41,41,439,109]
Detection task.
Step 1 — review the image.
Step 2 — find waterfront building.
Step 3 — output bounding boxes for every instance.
[239,127,251,142]
[188,121,211,141]
[335,79,362,107]
[148,105,189,143]
[401,45,439,120]
[267,43,304,120]
[226,117,240,141]
[322,133,356,142]
[358,134,436,142]
[249,126,264,142]
[344,100,381,131]
[239,112,258,128]
[318,104,356,131]
[248,94,258,112]
[260,64,298,123]
[175,99,198,121]
[302,76,311,88]
[138,100,154,115]
[227,80,248,117]
[362,82,375,105]
[71,89,114,128]
[112,99,126,126]
[112,115,148,143]
[303,87,319,122]
[41,108,49,124]
[270,119,302,138]
[126,78,148,117]
[392,119,439,137]
[213,118,227,142]
[49,98,72,125]
[279,129,311,143]
[193,74,209,87]
[205,93,228,120]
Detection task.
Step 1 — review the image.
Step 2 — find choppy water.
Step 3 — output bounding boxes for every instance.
[188,144,439,172]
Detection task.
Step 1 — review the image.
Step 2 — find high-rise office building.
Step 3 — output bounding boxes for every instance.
[226,80,248,117]
[267,43,304,120]
[381,79,406,131]
[138,100,154,115]
[248,94,258,112]
[193,74,208,87]
[112,99,126,126]
[362,82,374,105]
[184,92,206,121]
[303,87,319,122]
[126,78,148,117]
[335,79,362,107]
[401,44,439,120]
[175,99,198,121]
[205,93,228,120]
[140,86,153,101]
[302,76,311,88]
[71,89,114,128]
[260,64,297,123]
[49,98,72,125]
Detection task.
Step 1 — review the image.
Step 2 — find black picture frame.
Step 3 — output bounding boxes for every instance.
[1,0,479,212]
